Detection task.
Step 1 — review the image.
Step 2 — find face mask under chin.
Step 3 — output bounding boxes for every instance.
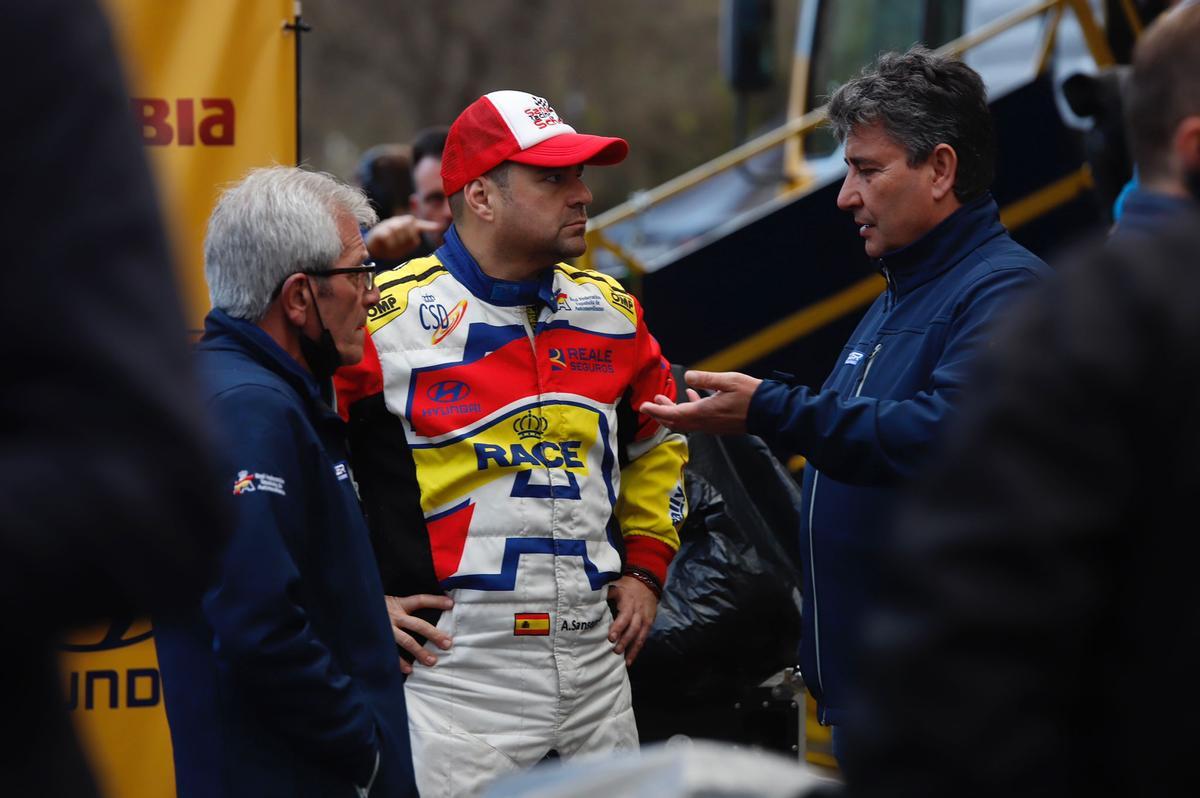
[299,280,344,381]
[298,326,343,382]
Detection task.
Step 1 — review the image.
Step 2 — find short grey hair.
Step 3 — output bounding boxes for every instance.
[204,166,377,321]
[827,46,995,202]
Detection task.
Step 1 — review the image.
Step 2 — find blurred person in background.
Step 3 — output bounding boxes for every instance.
[1,1,225,795]
[407,124,454,251]
[1109,0,1200,239]
[640,46,1051,759]
[336,90,688,797]
[153,167,426,798]
[358,142,443,268]
[359,125,454,269]
[839,6,1200,797]
[358,142,415,221]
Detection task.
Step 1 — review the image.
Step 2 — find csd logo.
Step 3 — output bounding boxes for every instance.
[61,617,153,652]
[427,380,471,403]
[419,301,450,331]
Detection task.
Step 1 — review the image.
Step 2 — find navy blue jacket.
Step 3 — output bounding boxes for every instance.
[155,310,417,798]
[1109,188,1196,243]
[748,195,1051,724]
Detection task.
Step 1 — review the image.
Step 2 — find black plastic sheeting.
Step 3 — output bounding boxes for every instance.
[630,420,807,744]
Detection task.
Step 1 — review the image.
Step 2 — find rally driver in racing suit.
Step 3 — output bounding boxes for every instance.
[335,90,688,797]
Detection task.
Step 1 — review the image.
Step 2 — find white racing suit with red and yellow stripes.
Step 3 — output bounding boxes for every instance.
[334,226,688,797]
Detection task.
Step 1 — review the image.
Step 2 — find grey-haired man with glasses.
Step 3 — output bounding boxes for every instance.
[153,166,430,798]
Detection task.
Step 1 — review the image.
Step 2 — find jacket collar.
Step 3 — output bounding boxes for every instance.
[435,224,557,308]
[876,193,1004,297]
[199,308,335,411]
[1111,188,1196,242]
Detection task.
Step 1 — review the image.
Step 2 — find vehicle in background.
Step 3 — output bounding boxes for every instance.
[582,0,1119,391]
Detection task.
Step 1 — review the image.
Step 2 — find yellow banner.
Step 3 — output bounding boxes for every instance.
[101,0,298,330]
[62,619,176,798]
[65,3,298,796]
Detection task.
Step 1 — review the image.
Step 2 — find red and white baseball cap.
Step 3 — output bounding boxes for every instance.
[441,90,629,196]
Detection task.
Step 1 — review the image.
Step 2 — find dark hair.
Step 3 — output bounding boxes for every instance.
[1125,3,1200,183]
[448,161,511,221]
[410,125,449,169]
[827,46,995,202]
[354,143,413,218]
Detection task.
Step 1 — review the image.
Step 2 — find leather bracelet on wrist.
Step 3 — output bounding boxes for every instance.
[622,566,663,599]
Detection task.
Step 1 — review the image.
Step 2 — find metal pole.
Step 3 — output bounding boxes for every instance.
[284,2,311,165]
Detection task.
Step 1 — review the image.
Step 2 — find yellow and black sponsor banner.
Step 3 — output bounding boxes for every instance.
[61,618,176,798]
[64,3,298,795]
[100,0,299,330]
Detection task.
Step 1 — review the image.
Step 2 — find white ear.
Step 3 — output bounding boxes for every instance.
[462,178,494,222]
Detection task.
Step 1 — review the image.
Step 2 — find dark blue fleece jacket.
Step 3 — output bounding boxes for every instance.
[749,195,1051,724]
[155,309,416,798]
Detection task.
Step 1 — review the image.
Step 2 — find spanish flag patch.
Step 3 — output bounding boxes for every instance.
[514,613,550,636]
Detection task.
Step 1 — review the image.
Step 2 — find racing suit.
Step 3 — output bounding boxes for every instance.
[335,224,688,797]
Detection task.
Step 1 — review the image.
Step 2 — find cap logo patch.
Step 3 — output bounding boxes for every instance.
[524,96,564,130]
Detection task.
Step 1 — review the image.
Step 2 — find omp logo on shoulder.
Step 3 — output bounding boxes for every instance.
[473,411,584,470]
[609,291,633,312]
[367,294,399,320]
[232,470,286,496]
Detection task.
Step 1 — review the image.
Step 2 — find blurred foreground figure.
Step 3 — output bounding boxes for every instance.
[1109,1,1200,240]
[482,740,838,798]
[841,8,1200,796]
[0,1,225,795]
[154,168,420,798]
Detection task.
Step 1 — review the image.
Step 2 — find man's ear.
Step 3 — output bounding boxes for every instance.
[1175,116,1200,174]
[462,177,495,222]
[929,142,959,202]
[409,192,420,215]
[278,273,311,328]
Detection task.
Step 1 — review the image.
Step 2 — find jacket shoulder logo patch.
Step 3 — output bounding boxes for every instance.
[232,470,286,496]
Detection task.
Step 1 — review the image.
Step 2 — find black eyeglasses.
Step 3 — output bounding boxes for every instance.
[270,263,379,300]
[301,263,377,291]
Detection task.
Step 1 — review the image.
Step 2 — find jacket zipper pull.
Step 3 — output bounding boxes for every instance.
[854,343,883,397]
[879,262,896,311]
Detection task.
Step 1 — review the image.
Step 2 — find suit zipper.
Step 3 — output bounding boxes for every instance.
[522,303,558,510]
